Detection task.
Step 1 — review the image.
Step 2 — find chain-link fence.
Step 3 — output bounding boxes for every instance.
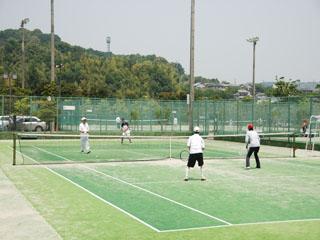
[1,95,319,134]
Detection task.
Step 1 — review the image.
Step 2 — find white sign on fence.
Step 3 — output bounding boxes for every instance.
[63,105,76,111]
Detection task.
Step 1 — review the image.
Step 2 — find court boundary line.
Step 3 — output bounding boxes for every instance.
[31,146,232,226]
[13,146,320,233]
[10,147,161,233]
[159,218,320,232]
[32,146,168,163]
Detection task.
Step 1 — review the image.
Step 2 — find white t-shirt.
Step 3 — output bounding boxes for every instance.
[245,130,260,147]
[187,134,205,154]
[79,122,89,135]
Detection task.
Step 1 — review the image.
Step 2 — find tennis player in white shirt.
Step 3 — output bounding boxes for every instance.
[245,123,260,169]
[79,117,91,154]
[185,126,206,181]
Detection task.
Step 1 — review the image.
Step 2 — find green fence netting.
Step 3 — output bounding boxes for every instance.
[1,95,319,134]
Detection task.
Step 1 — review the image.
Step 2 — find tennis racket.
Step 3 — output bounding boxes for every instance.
[179,150,189,162]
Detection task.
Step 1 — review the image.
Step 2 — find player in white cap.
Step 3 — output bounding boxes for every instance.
[79,117,90,154]
[185,126,206,181]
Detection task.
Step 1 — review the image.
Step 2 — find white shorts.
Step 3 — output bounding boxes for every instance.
[122,130,131,136]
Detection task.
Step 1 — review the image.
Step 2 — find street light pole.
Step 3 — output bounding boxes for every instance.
[21,18,29,89]
[106,36,111,56]
[55,64,64,97]
[188,0,195,132]
[247,37,259,99]
[51,0,55,83]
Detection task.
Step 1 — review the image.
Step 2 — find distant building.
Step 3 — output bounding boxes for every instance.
[205,83,226,90]
[194,82,206,88]
[256,93,268,102]
[234,89,251,99]
[194,81,233,91]
[296,82,319,93]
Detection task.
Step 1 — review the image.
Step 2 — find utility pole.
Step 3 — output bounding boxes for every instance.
[188,0,195,131]
[51,0,55,82]
[21,18,29,89]
[106,36,111,53]
[247,37,259,99]
[55,64,64,97]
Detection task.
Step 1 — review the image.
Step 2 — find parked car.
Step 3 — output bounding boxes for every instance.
[0,116,13,130]
[16,116,47,132]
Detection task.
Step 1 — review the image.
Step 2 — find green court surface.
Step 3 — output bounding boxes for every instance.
[15,136,293,165]
[1,140,320,239]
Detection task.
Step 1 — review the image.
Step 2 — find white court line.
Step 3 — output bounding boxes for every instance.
[10,147,161,232]
[160,218,320,233]
[132,175,320,185]
[15,146,320,233]
[31,146,232,226]
[34,146,164,162]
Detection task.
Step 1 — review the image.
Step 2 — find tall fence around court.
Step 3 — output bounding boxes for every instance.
[0,95,319,134]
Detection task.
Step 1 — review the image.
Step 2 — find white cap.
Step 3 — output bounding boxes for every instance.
[193,126,200,133]
[81,117,87,121]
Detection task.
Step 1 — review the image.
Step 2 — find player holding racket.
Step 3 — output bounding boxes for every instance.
[121,118,132,144]
[184,126,205,181]
[245,123,260,169]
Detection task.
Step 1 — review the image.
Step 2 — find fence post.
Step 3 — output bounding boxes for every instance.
[268,98,272,133]
[288,100,291,132]
[236,100,239,134]
[56,97,59,131]
[12,132,16,165]
[204,98,208,134]
[309,97,313,135]
[1,95,4,116]
[223,101,226,134]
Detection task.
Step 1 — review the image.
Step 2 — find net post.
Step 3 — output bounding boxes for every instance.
[13,132,16,165]
[169,135,172,160]
[292,133,296,158]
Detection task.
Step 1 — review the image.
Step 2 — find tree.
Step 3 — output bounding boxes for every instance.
[269,77,300,97]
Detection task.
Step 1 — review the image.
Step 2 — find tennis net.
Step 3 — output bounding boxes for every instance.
[13,132,297,165]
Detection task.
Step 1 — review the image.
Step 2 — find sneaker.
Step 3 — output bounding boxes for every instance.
[201,178,206,181]
[87,151,91,154]
[184,178,189,181]
[245,166,251,170]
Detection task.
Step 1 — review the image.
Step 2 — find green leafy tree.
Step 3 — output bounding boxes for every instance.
[13,97,30,115]
[35,99,57,130]
[269,77,300,97]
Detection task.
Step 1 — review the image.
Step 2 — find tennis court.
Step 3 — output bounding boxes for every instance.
[14,133,298,165]
[11,135,320,233]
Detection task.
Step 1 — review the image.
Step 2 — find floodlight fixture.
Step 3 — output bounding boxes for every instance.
[247,37,259,43]
[21,18,30,27]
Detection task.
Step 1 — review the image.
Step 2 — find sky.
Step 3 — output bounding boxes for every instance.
[0,0,319,84]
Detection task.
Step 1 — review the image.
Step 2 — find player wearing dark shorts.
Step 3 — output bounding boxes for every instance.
[187,153,204,168]
[185,126,206,181]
